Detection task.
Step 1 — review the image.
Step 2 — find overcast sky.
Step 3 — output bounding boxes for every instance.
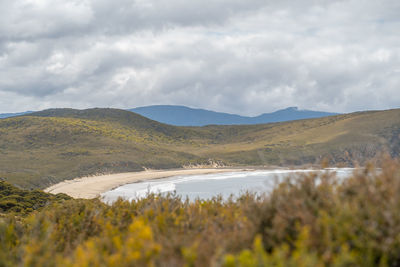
[0,0,399,115]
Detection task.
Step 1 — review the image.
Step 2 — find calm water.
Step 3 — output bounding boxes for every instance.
[102,168,354,203]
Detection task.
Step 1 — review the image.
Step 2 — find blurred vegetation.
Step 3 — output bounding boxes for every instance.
[0,108,400,188]
[1,158,400,266]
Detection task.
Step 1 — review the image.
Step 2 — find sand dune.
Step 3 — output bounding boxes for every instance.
[44,168,241,199]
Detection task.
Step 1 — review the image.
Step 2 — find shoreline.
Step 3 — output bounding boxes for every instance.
[44,168,248,199]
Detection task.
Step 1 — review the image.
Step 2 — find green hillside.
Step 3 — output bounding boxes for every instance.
[0,108,399,188]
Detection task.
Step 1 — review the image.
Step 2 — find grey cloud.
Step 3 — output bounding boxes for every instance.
[0,0,268,41]
[0,0,93,41]
[0,0,399,114]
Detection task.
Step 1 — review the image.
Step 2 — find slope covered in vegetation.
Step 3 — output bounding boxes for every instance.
[1,159,400,266]
[0,108,399,188]
[0,181,70,215]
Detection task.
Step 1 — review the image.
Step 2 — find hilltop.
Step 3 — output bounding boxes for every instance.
[129,105,338,126]
[0,107,399,188]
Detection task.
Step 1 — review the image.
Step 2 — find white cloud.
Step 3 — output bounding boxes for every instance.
[0,0,399,114]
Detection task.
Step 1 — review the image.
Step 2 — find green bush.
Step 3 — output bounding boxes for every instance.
[0,181,71,215]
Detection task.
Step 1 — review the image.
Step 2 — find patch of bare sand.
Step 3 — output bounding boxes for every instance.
[44,168,242,199]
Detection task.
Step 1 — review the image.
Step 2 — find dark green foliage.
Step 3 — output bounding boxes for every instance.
[0,181,70,214]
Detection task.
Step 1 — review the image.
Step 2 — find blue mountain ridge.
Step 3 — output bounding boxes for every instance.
[129,105,339,126]
[0,111,34,119]
[0,106,338,126]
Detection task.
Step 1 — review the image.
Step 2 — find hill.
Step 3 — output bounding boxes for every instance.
[0,108,399,188]
[129,105,338,126]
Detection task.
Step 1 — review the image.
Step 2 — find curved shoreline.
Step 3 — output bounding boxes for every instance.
[44,168,246,199]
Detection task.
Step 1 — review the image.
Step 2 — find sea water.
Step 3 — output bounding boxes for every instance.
[101,168,354,203]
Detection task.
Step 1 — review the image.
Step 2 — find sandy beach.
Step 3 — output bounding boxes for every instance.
[44,168,242,199]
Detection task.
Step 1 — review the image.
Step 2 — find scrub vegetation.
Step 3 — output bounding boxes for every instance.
[1,158,400,266]
[0,108,399,189]
[0,181,70,215]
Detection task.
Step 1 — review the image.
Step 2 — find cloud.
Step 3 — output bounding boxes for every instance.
[0,0,399,114]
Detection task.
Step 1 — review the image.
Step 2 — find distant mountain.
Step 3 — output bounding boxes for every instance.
[0,111,34,119]
[129,105,339,126]
[1,106,337,125]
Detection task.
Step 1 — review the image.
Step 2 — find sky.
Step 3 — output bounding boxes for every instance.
[0,0,399,115]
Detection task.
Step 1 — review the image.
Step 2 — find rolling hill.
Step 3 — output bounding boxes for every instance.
[129,105,339,126]
[0,108,399,189]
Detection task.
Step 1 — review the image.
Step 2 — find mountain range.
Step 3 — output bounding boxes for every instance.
[129,105,339,126]
[0,106,338,126]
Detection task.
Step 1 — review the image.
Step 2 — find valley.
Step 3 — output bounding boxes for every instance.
[0,108,399,189]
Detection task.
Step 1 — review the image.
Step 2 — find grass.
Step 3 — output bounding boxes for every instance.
[1,158,400,266]
[0,108,399,188]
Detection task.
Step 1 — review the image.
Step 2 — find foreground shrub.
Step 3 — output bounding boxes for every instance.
[0,158,400,266]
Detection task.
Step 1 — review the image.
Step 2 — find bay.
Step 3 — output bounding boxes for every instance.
[102,168,354,203]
